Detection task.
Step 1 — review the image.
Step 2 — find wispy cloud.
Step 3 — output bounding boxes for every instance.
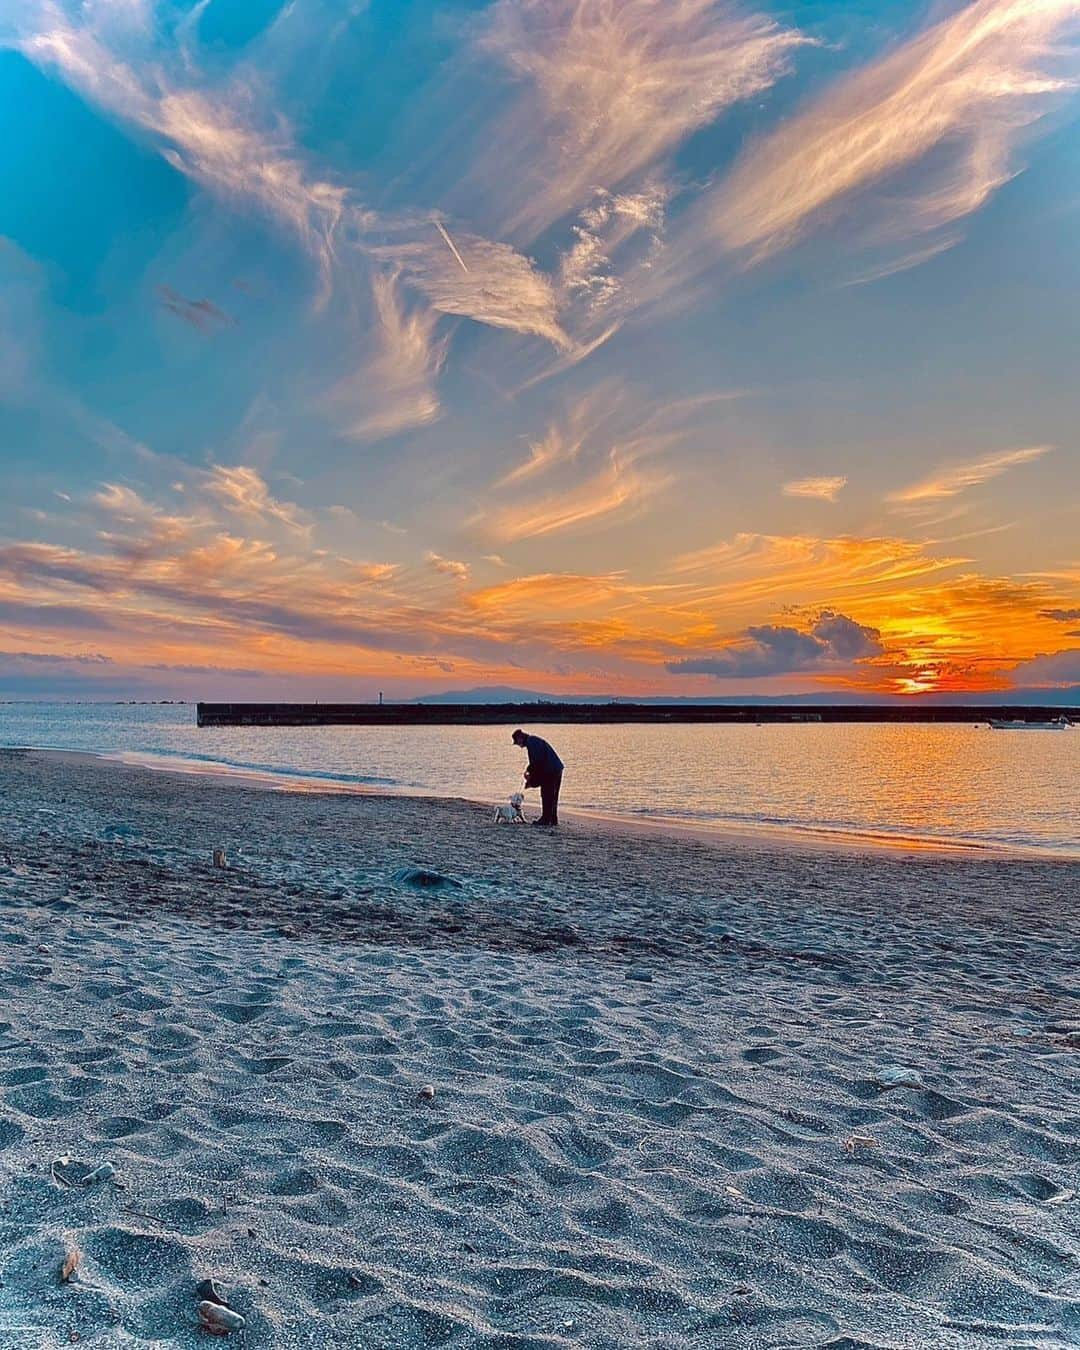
[425,551,471,581]
[92,482,203,560]
[479,0,807,238]
[203,465,310,535]
[496,387,610,488]
[329,269,447,441]
[371,231,571,348]
[7,0,573,347]
[669,533,966,618]
[888,445,1052,505]
[481,385,691,540]
[707,0,1080,263]
[10,3,352,302]
[783,475,847,502]
[484,447,667,542]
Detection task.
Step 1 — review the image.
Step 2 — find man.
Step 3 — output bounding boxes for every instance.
[512,729,564,828]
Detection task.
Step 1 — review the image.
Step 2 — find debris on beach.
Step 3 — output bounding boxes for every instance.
[59,1246,81,1284]
[418,1084,436,1101]
[52,1157,115,1188]
[197,1300,246,1335]
[874,1065,923,1089]
[842,1134,877,1153]
[196,1277,229,1306]
[81,1162,115,1186]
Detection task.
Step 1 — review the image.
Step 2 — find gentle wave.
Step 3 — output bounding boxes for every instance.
[110,747,404,789]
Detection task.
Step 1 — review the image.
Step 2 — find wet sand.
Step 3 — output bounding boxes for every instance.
[0,749,1077,1347]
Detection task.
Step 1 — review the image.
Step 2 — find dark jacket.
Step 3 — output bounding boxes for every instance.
[524,735,564,779]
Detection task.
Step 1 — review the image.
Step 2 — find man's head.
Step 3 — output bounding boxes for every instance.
[511,729,527,747]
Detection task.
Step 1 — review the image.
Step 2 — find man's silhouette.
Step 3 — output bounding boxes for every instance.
[512,729,564,828]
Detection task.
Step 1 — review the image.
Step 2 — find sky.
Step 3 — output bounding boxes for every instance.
[1,0,1079,701]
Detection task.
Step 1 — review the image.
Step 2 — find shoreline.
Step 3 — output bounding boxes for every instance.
[37,745,1077,862]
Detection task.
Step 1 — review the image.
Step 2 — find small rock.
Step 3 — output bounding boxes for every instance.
[212,848,228,870]
[418,1085,436,1101]
[195,1278,228,1306]
[197,1301,245,1335]
[392,867,460,890]
[60,1247,81,1284]
[875,1065,923,1090]
[625,968,653,983]
[247,1228,256,1239]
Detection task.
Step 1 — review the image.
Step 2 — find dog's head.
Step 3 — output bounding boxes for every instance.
[509,792,524,807]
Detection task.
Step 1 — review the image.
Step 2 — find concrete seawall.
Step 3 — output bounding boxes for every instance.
[195,702,1077,727]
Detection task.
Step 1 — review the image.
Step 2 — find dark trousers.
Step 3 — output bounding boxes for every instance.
[539,771,562,825]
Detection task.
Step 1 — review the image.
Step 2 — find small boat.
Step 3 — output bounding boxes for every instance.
[988,716,1072,730]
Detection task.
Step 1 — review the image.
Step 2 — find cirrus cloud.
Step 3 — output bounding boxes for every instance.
[479,0,808,239]
[783,475,848,502]
[887,445,1052,506]
[709,0,1080,262]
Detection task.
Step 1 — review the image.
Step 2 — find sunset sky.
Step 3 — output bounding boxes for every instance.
[1,0,1079,700]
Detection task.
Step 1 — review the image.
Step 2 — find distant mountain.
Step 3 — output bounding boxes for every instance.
[409,685,1080,707]
[410,686,606,705]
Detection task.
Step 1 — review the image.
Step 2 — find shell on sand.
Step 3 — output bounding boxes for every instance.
[197,1300,245,1334]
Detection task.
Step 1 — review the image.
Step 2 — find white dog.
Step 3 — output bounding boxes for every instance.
[493,791,526,824]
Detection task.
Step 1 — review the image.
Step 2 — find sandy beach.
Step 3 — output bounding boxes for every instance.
[0,748,1077,1348]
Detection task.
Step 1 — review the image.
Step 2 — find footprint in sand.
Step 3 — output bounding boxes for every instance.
[209,1001,268,1024]
[742,1045,784,1065]
[0,1117,25,1149]
[5,1085,76,1119]
[239,1054,294,1075]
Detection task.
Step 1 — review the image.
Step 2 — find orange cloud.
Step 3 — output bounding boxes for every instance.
[887,445,1052,506]
[2,481,1078,696]
[203,465,310,534]
[783,476,847,502]
[483,448,666,542]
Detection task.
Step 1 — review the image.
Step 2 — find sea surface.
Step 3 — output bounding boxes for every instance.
[1,702,1077,856]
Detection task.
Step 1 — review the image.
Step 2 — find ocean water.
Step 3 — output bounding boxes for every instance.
[1,702,1077,856]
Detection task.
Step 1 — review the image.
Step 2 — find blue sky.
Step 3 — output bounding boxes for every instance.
[0,0,1078,699]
